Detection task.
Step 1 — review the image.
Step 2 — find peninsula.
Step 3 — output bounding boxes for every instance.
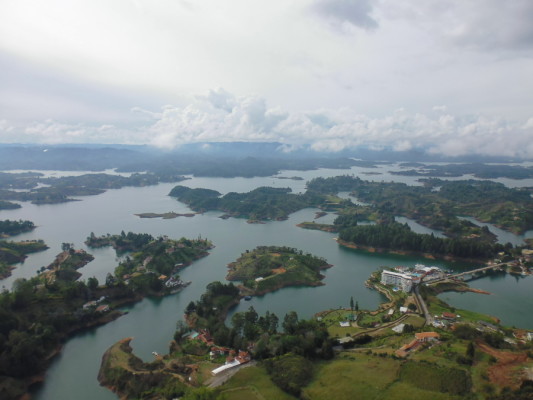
[0,233,213,400]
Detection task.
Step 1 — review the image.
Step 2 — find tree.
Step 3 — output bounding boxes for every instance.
[174,321,190,343]
[185,301,196,315]
[466,341,475,359]
[231,312,245,335]
[282,311,299,334]
[87,276,99,291]
[105,273,115,286]
[350,296,354,311]
[355,301,359,312]
[244,306,258,324]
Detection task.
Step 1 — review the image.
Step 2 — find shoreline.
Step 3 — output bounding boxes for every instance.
[336,238,489,264]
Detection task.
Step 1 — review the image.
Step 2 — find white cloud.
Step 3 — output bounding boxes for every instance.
[312,0,378,31]
[133,90,533,158]
[0,1,532,155]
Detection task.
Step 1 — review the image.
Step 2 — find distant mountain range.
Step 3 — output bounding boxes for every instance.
[0,142,525,173]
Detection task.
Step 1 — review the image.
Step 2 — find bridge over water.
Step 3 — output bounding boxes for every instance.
[449,263,506,279]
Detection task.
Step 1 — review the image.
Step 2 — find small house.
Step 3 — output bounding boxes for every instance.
[415,332,440,342]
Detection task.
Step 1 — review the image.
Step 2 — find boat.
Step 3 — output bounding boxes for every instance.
[244,295,252,301]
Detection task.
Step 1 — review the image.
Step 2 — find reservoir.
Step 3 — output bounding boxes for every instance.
[0,166,531,399]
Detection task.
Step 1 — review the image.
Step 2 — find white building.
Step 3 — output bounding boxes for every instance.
[381,270,413,292]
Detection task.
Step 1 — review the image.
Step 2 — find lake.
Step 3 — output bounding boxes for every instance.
[0,164,531,399]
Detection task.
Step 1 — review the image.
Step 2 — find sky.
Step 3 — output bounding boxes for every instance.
[0,0,532,158]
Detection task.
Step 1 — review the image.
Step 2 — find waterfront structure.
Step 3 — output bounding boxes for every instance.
[381,269,413,292]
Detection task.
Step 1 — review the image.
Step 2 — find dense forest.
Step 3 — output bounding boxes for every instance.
[392,162,533,179]
[0,172,189,205]
[226,246,331,294]
[306,175,533,234]
[338,222,507,259]
[169,186,325,220]
[0,220,35,237]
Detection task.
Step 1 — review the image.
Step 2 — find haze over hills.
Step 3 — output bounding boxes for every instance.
[0,143,528,173]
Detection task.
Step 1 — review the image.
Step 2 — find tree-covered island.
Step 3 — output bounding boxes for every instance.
[169,185,325,221]
[291,176,533,262]
[226,246,332,295]
[306,175,533,235]
[0,220,36,237]
[0,171,190,205]
[86,232,214,293]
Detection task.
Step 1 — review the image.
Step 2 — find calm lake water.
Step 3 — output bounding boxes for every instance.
[0,165,532,399]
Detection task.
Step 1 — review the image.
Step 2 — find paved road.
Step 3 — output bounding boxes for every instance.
[414,285,432,326]
[206,360,257,388]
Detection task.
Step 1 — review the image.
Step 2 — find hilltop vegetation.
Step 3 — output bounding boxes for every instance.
[307,175,533,234]
[0,220,35,237]
[338,221,507,260]
[226,246,332,294]
[169,186,325,221]
[87,232,213,293]
[0,201,20,210]
[392,162,533,180]
[0,171,189,205]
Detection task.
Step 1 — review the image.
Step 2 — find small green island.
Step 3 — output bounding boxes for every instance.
[134,212,196,219]
[86,231,214,294]
[0,220,36,238]
[168,185,324,221]
[226,246,332,295]
[0,171,190,205]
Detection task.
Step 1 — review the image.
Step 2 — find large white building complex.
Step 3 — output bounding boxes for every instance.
[381,270,414,292]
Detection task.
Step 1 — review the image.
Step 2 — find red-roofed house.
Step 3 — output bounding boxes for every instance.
[415,332,440,342]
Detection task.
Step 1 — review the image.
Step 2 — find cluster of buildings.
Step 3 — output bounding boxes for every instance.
[82,296,109,313]
[380,264,445,292]
[183,328,251,375]
[211,350,251,375]
[395,331,440,357]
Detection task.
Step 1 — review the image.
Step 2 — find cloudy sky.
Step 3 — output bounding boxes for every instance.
[0,0,532,157]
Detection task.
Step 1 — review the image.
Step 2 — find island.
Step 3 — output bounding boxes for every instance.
[0,200,21,210]
[86,232,214,291]
[0,220,36,238]
[0,171,190,205]
[169,185,326,221]
[226,246,332,295]
[391,162,533,180]
[306,175,533,235]
[134,212,196,219]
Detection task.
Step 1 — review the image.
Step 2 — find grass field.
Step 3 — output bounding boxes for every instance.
[427,296,498,324]
[302,356,400,400]
[382,382,463,400]
[219,365,296,400]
